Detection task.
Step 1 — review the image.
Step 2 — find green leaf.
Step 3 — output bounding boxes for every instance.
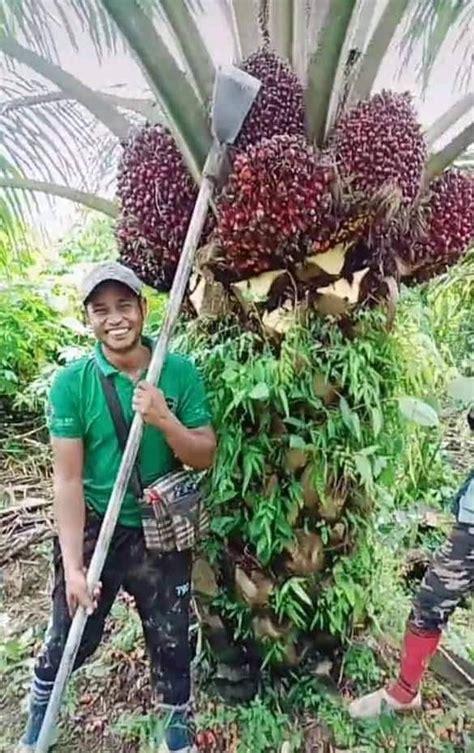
[398,397,439,427]
[158,0,214,105]
[447,376,474,406]
[348,0,411,103]
[354,453,373,489]
[249,382,270,401]
[370,406,383,438]
[0,34,131,140]
[339,396,353,430]
[426,122,474,180]
[289,434,306,450]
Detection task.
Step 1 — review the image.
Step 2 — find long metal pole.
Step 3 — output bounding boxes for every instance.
[35,145,221,753]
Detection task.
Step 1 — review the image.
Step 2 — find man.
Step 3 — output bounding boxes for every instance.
[349,409,474,719]
[17,261,216,753]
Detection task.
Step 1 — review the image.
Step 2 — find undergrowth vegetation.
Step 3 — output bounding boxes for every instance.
[0,227,472,752]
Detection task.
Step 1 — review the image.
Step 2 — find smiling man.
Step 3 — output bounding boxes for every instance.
[17,261,216,753]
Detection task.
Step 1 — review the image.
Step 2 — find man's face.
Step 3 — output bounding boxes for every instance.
[85,281,146,353]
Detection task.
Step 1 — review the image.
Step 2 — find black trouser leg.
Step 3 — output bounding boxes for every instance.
[35,512,124,683]
[123,542,193,707]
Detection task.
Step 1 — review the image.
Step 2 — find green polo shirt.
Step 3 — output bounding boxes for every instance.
[46,337,212,527]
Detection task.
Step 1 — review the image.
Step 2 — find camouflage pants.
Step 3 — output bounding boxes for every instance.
[409,522,474,633]
[35,508,192,707]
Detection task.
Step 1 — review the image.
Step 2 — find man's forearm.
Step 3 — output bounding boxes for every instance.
[160,416,216,470]
[54,479,86,574]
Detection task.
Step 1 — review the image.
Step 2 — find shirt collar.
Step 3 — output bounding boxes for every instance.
[94,335,154,377]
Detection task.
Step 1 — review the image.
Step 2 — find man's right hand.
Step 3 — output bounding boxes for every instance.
[65,567,101,617]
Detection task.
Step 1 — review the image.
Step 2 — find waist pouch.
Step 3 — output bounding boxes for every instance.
[141,470,210,552]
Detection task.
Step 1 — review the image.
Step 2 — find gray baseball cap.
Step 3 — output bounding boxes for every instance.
[81,262,144,303]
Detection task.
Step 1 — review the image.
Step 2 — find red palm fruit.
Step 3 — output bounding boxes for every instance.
[330,91,426,207]
[116,125,213,291]
[215,134,334,280]
[236,49,305,151]
[393,169,474,278]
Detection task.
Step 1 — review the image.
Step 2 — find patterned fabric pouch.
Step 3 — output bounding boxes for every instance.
[143,470,210,552]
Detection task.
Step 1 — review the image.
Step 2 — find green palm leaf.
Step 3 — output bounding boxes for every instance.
[99,0,211,184]
[306,0,358,146]
[0,33,131,139]
[426,122,474,180]
[347,0,411,106]
[426,94,474,148]
[0,0,123,61]
[0,174,118,216]
[158,0,214,105]
[401,0,473,90]
[269,0,293,62]
[218,0,260,62]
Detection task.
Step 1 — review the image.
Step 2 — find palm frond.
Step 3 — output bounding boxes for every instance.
[0,0,123,61]
[401,0,473,91]
[215,0,254,62]
[0,155,35,246]
[269,0,293,62]
[158,0,215,105]
[1,77,100,183]
[306,0,358,146]
[224,0,260,61]
[99,0,211,184]
[426,122,474,180]
[324,0,378,135]
[0,194,32,269]
[347,0,411,105]
[0,33,132,138]
[426,94,474,148]
[2,84,158,122]
[306,0,331,54]
[455,147,474,172]
[291,0,310,82]
[0,174,118,216]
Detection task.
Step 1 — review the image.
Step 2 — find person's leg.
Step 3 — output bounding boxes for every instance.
[19,514,123,750]
[123,539,193,752]
[349,522,474,719]
[388,522,474,702]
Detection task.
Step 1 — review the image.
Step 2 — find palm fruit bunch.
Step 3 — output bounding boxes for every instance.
[236,49,305,150]
[392,169,474,279]
[214,135,334,280]
[116,125,212,291]
[330,91,426,207]
[115,49,470,296]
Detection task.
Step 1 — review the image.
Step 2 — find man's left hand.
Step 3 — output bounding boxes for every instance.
[133,382,174,429]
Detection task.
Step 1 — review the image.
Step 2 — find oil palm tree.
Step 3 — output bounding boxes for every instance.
[1,0,473,678]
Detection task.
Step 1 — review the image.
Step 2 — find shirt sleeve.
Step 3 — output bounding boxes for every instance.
[177,358,212,429]
[46,366,83,438]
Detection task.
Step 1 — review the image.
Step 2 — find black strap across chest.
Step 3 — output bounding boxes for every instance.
[96,365,143,500]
